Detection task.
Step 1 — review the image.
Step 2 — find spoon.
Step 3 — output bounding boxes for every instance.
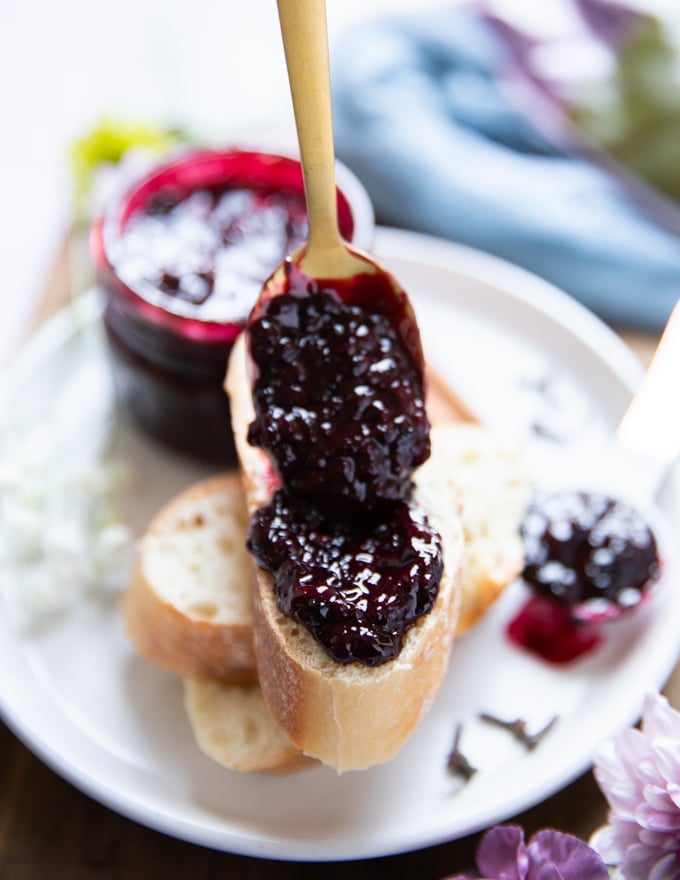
[516,301,680,651]
[248,0,424,373]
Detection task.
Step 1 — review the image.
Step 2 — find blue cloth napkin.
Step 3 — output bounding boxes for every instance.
[331,5,680,331]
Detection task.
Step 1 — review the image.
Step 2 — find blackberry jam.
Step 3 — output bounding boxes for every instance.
[507,595,603,664]
[247,283,430,516]
[509,490,661,663]
[248,490,443,665]
[521,490,660,613]
[92,149,372,464]
[246,265,441,666]
[112,185,308,324]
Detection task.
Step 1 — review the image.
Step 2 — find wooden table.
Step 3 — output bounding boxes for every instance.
[1,238,677,879]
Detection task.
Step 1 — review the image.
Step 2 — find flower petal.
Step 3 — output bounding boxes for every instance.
[650,737,680,786]
[527,829,609,880]
[642,694,680,741]
[648,852,680,880]
[476,825,529,880]
[638,827,674,849]
[670,783,680,810]
[525,864,561,880]
[602,780,644,818]
[636,797,680,834]
[590,819,639,864]
[643,785,676,813]
[441,875,474,880]
[621,844,680,880]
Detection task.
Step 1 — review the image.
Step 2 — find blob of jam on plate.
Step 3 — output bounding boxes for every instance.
[509,489,661,663]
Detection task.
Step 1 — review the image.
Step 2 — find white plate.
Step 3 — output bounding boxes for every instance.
[0,228,678,862]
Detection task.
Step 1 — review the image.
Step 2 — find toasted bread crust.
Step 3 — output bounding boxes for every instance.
[249,556,461,770]
[225,333,465,771]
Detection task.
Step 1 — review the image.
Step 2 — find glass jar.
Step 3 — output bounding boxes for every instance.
[91,148,374,465]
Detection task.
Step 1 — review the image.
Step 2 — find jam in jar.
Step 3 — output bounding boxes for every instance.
[91,149,373,464]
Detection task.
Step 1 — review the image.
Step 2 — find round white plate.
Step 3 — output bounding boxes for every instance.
[0,228,678,862]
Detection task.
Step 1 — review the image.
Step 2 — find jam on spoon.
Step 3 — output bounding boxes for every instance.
[247,280,430,517]
[246,271,437,664]
[245,0,440,665]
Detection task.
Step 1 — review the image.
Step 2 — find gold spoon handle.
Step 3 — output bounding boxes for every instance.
[277,0,345,273]
[617,300,680,470]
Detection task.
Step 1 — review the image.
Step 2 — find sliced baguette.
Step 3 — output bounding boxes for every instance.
[123,358,527,773]
[125,429,526,775]
[183,678,310,773]
[140,425,526,773]
[120,473,305,771]
[123,424,527,685]
[225,333,466,772]
[121,473,257,684]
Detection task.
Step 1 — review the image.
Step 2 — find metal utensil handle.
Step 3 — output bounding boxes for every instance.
[276,0,343,259]
[617,300,680,470]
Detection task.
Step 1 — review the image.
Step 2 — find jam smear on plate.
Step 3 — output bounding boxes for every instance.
[507,594,603,664]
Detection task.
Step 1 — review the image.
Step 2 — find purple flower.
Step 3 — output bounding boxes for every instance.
[446,824,609,879]
[592,692,680,880]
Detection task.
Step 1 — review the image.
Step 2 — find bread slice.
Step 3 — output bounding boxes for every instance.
[225,333,466,772]
[434,424,529,633]
[132,424,525,772]
[121,472,305,771]
[183,678,310,773]
[123,424,526,684]
[121,473,257,684]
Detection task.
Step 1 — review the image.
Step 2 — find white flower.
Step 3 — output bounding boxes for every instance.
[91,523,135,595]
[0,417,134,627]
[592,693,680,880]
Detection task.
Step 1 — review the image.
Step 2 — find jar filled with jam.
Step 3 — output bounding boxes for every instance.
[91,149,374,464]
